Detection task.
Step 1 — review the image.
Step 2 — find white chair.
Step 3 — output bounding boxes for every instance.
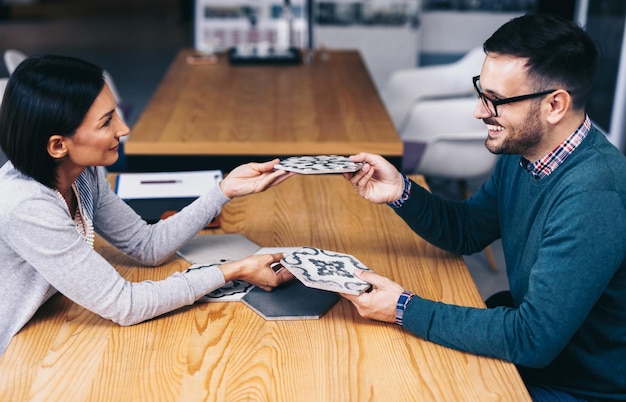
[382,46,485,132]
[382,47,498,270]
[0,77,7,97]
[3,49,27,75]
[401,96,496,176]
[401,96,499,271]
[0,77,8,166]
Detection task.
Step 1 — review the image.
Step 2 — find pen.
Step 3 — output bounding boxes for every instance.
[140,180,181,184]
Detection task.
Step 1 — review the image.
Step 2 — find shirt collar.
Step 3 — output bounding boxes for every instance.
[75,170,94,221]
[520,115,591,179]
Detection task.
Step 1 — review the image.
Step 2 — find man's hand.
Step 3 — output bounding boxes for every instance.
[343,153,404,204]
[341,268,405,323]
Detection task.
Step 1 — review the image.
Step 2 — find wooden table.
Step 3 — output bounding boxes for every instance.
[0,175,530,401]
[124,49,403,172]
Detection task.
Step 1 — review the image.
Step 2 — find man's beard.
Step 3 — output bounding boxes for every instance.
[485,101,544,157]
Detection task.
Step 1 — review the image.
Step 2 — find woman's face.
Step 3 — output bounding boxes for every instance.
[61,84,129,168]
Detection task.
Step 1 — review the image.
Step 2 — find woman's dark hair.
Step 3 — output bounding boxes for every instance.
[483,13,600,111]
[0,54,104,188]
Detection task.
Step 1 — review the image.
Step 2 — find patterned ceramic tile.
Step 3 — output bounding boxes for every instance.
[281,247,372,295]
[274,155,363,174]
[185,263,255,302]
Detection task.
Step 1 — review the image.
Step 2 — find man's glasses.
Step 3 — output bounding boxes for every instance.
[472,75,556,117]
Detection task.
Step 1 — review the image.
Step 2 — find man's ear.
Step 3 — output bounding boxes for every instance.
[47,135,68,159]
[546,89,571,125]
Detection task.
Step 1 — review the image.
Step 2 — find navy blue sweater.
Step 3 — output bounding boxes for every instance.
[395,127,626,400]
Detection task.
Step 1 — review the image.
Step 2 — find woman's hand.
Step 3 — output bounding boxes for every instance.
[219,253,294,292]
[219,159,295,199]
[343,153,404,204]
[341,268,405,323]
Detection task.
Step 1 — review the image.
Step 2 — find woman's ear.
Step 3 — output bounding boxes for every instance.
[47,135,68,159]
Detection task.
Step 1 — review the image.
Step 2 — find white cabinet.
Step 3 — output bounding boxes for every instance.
[316,25,419,92]
[312,1,421,93]
[193,1,420,93]
[193,0,308,53]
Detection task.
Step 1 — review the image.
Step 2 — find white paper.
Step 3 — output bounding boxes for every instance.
[177,234,261,264]
[116,170,222,199]
[254,247,302,255]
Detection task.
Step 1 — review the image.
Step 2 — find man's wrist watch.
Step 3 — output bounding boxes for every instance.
[395,290,415,325]
[388,174,411,209]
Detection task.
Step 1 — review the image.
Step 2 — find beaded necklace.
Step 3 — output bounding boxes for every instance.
[54,183,95,248]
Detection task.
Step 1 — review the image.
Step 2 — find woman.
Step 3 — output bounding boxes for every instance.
[0,54,294,356]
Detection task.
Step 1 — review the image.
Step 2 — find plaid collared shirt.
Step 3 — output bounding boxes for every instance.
[521,115,592,179]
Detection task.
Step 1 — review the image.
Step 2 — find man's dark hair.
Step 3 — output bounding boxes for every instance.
[0,54,104,188]
[483,13,600,111]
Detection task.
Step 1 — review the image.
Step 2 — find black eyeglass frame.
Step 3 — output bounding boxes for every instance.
[472,75,556,117]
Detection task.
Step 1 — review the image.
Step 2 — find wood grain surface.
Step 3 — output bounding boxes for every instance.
[125,49,403,158]
[0,175,530,401]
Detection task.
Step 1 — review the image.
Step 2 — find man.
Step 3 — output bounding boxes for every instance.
[343,13,626,401]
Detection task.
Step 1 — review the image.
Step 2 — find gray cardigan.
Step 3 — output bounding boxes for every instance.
[0,163,230,355]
